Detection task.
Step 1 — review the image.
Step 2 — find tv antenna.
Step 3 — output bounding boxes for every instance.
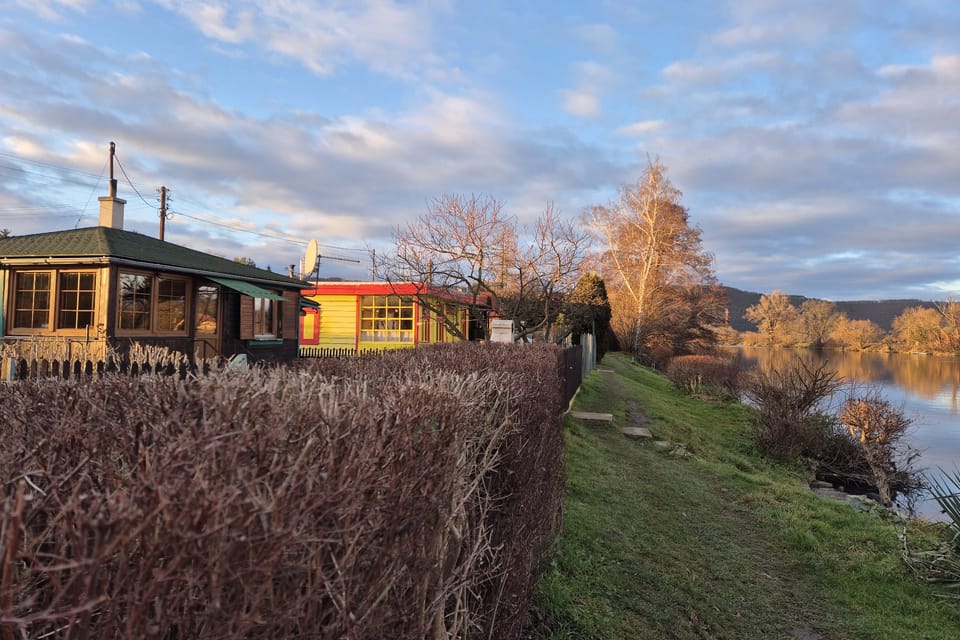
[302,239,361,283]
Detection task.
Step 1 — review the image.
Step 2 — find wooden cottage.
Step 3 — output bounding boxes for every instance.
[0,189,308,368]
[300,281,495,355]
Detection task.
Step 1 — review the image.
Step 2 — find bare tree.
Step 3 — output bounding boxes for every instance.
[745,290,799,346]
[831,317,883,351]
[499,203,591,342]
[892,306,943,353]
[799,299,841,349]
[375,194,590,341]
[936,299,960,353]
[0,228,11,239]
[840,393,913,507]
[588,157,721,360]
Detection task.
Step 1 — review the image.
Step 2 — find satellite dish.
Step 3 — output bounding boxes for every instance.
[304,239,318,275]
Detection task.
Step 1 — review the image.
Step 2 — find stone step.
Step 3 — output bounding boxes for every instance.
[570,411,613,422]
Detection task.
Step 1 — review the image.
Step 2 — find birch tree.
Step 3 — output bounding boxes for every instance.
[588,158,721,360]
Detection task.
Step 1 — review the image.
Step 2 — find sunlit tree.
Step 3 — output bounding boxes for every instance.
[891,306,943,353]
[832,317,883,351]
[587,157,722,362]
[744,290,799,346]
[798,300,842,349]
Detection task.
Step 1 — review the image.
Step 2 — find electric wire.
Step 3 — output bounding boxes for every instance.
[0,147,367,259]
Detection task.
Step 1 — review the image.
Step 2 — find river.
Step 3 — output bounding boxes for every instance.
[723,347,960,521]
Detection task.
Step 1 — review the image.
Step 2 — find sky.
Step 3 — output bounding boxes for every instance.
[1,0,959,302]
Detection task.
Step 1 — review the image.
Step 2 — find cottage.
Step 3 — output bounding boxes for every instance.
[300,281,495,355]
[0,182,309,368]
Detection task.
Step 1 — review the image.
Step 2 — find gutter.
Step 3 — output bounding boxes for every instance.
[0,256,308,290]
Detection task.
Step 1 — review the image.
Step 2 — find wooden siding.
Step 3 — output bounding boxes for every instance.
[281,291,298,339]
[239,295,254,340]
[312,294,358,349]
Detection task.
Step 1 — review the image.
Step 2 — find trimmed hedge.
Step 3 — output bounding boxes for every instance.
[1,342,565,639]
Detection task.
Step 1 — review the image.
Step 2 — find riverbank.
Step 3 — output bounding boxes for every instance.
[532,352,960,639]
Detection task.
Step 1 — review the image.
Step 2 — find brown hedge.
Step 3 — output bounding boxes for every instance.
[0,342,565,639]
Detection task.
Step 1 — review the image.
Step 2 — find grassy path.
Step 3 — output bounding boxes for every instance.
[533,353,960,639]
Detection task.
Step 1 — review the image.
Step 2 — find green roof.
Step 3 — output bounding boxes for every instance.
[0,226,308,290]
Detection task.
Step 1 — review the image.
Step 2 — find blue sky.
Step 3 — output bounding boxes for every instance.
[2,1,959,301]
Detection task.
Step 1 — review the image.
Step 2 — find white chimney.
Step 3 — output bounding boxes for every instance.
[98,179,126,229]
[98,142,125,229]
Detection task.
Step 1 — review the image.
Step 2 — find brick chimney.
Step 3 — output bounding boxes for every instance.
[98,141,125,229]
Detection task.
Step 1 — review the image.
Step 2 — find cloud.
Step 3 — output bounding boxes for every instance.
[571,23,618,53]
[617,120,666,136]
[562,90,601,119]
[155,0,436,78]
[0,23,619,276]
[12,0,91,21]
[561,61,614,119]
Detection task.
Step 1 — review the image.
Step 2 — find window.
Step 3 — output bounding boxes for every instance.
[118,273,152,330]
[13,272,51,330]
[58,272,96,330]
[117,271,189,334]
[156,278,187,331]
[360,295,414,342]
[195,285,219,334]
[254,297,275,338]
[419,306,431,343]
[11,270,99,333]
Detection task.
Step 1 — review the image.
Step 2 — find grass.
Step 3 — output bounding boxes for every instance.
[533,352,960,639]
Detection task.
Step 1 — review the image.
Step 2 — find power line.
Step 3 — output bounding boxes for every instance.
[113,152,153,208]
[0,147,368,257]
[0,151,105,179]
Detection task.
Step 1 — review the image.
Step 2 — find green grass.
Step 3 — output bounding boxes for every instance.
[534,352,960,639]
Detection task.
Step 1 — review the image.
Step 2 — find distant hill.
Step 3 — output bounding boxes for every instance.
[722,286,936,333]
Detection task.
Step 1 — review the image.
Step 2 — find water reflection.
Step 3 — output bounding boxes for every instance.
[728,348,960,413]
[724,347,960,521]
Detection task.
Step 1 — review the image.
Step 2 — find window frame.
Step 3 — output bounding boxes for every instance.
[253,296,277,339]
[116,269,191,336]
[8,268,101,336]
[359,295,415,343]
[57,271,98,331]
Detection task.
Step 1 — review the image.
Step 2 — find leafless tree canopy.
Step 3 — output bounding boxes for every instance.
[375,194,590,342]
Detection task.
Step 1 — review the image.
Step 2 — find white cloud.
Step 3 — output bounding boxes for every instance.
[13,0,91,21]
[560,61,613,120]
[156,0,436,78]
[562,90,601,119]
[571,23,618,53]
[662,51,783,85]
[616,120,665,136]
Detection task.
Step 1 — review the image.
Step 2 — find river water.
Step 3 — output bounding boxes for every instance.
[723,347,960,521]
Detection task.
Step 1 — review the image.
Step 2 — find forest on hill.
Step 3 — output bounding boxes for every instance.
[723,286,936,333]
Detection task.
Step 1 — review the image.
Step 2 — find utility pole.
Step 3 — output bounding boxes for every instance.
[158,185,170,240]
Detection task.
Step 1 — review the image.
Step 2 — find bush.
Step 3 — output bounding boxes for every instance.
[665,355,744,399]
[0,342,565,639]
[745,360,842,461]
[839,392,916,507]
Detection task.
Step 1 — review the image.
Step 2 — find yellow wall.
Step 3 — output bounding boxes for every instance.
[312,294,357,349]
[302,292,471,352]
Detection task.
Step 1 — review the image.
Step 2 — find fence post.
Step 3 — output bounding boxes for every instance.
[1,356,14,382]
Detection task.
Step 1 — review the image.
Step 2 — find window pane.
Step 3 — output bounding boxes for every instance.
[57,270,98,330]
[254,297,275,337]
[13,272,51,329]
[195,285,219,334]
[156,278,187,332]
[119,273,152,330]
[359,293,414,343]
